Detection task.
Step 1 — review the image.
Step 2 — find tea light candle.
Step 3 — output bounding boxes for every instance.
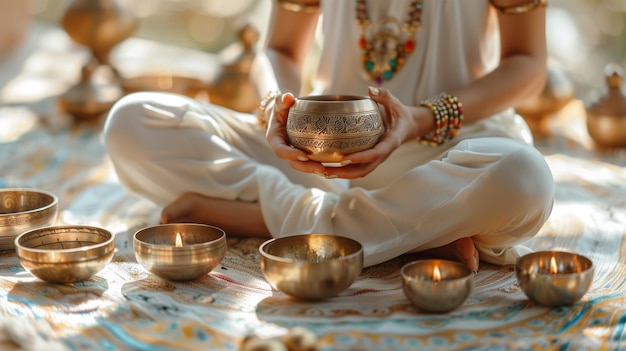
[400,259,473,313]
[515,251,594,307]
[133,223,226,281]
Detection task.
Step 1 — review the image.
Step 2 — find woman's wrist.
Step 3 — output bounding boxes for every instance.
[258,89,282,128]
[417,93,464,146]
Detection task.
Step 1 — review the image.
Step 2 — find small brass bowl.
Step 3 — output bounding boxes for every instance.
[15,225,115,284]
[133,223,226,281]
[401,259,473,313]
[287,95,384,163]
[0,188,58,251]
[516,251,594,307]
[259,234,364,300]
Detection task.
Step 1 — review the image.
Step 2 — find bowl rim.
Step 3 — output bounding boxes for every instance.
[258,233,363,264]
[0,188,58,217]
[400,259,473,282]
[15,224,114,255]
[133,223,226,249]
[295,94,371,102]
[515,250,594,276]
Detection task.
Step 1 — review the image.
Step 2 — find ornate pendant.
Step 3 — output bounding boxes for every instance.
[356,0,423,85]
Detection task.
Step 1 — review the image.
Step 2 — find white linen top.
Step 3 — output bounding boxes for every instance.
[311,0,499,105]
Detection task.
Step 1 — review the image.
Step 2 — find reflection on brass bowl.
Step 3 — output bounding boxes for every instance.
[0,188,58,251]
[516,251,594,307]
[401,259,473,313]
[259,234,364,300]
[134,223,226,281]
[15,225,115,284]
[287,95,384,163]
[121,75,206,98]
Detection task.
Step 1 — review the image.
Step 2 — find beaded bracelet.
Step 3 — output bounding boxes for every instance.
[418,93,464,146]
[491,0,547,15]
[258,89,282,128]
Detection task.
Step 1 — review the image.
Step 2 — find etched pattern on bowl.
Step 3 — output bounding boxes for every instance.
[287,95,384,163]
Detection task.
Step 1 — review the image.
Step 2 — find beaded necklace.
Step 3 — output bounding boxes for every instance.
[355,0,423,85]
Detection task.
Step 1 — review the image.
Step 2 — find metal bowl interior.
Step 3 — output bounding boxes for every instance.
[133,223,227,281]
[400,259,473,313]
[287,95,384,163]
[0,188,58,251]
[515,250,594,307]
[15,225,115,284]
[259,234,364,300]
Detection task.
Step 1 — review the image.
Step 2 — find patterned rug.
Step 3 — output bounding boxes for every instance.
[1,100,626,351]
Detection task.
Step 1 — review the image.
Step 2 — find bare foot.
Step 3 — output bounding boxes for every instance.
[419,237,480,271]
[160,192,271,238]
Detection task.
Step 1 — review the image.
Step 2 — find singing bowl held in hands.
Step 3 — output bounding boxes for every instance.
[286,95,384,163]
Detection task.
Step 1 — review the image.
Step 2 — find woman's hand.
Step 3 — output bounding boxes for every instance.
[265,92,331,176]
[323,86,424,179]
[266,88,429,179]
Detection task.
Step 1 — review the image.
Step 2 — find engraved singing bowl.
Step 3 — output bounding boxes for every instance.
[516,251,594,307]
[259,234,364,300]
[134,223,226,281]
[287,95,384,163]
[15,225,115,284]
[0,188,58,251]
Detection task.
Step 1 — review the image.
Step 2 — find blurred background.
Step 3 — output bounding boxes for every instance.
[25,0,626,100]
[0,0,624,108]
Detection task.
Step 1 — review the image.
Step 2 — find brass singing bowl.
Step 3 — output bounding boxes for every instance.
[0,188,58,251]
[287,95,384,163]
[259,234,364,300]
[15,225,115,284]
[401,259,473,313]
[516,251,594,307]
[134,223,226,281]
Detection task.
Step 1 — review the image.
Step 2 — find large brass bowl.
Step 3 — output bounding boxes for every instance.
[516,251,594,307]
[259,234,364,300]
[287,95,384,163]
[0,188,58,251]
[134,223,226,281]
[15,225,115,284]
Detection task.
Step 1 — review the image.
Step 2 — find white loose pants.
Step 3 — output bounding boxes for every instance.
[104,92,554,267]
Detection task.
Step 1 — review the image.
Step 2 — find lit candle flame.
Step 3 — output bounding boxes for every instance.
[550,256,558,275]
[433,265,442,282]
[175,232,183,247]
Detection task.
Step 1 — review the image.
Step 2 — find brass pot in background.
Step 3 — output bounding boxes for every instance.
[205,24,260,113]
[515,60,575,134]
[585,63,626,148]
[59,0,137,122]
[61,0,137,67]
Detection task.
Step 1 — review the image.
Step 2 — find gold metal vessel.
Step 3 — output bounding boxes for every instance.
[0,188,58,251]
[259,234,364,300]
[401,259,473,313]
[15,225,115,284]
[287,95,384,163]
[134,223,226,281]
[516,251,594,307]
[586,63,626,148]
